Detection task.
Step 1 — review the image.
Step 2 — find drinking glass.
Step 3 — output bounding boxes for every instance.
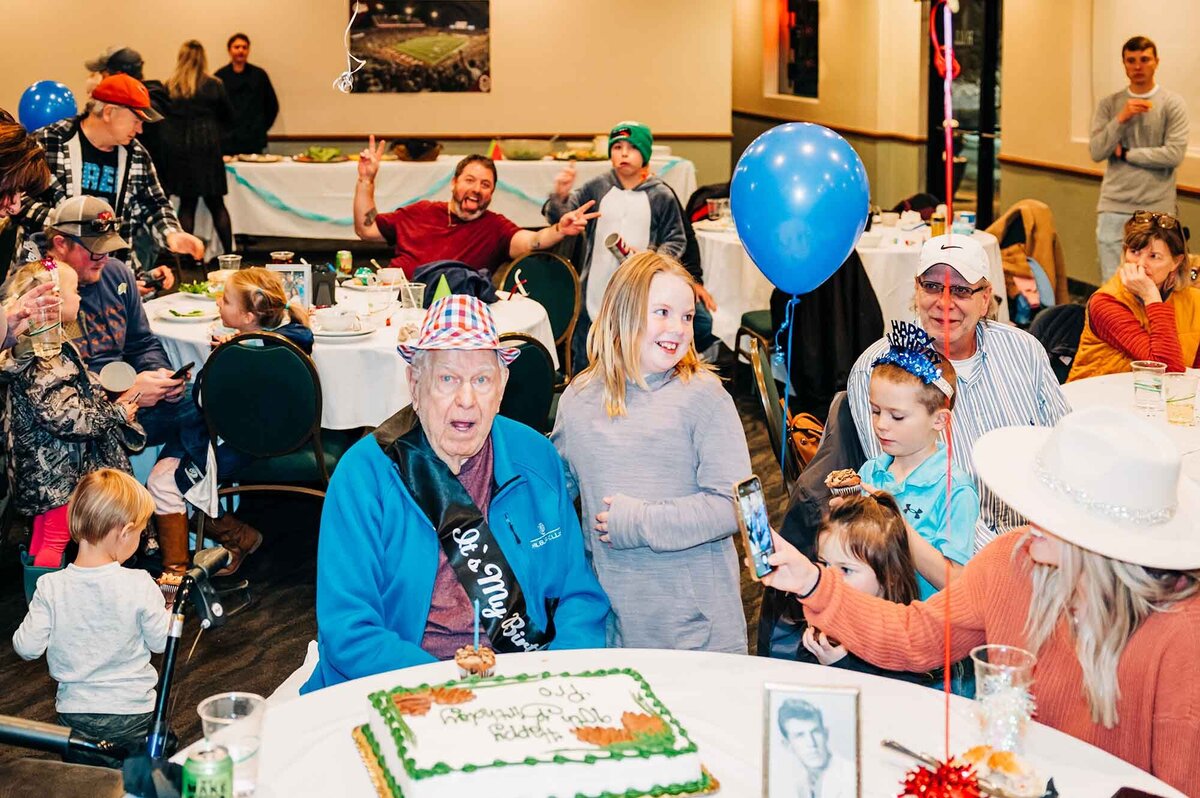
[28,298,63,358]
[217,254,243,271]
[971,645,1036,754]
[1131,361,1167,415]
[1166,373,1198,426]
[198,692,265,796]
[269,251,294,264]
[364,284,397,315]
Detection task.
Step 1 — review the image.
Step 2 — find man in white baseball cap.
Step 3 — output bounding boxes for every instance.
[845,233,1071,550]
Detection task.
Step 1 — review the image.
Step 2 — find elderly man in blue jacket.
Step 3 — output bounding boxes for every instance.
[303,295,609,691]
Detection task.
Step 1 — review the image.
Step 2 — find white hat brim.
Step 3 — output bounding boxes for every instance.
[973,426,1200,569]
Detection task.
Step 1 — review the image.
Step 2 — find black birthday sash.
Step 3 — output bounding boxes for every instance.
[377,407,556,653]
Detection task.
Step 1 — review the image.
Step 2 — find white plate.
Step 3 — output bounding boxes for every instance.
[339,281,406,291]
[177,291,216,302]
[312,320,378,340]
[157,307,219,323]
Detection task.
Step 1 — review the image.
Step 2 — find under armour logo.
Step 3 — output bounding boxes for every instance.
[904,503,924,520]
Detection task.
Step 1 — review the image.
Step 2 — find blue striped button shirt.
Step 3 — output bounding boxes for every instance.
[848,321,1071,551]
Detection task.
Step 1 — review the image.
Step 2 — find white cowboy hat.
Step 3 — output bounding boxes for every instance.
[973,406,1200,569]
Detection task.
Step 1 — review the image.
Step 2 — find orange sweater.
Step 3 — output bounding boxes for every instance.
[802,531,1200,795]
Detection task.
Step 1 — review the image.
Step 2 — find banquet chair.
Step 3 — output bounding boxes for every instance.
[494,252,580,381]
[749,338,801,485]
[1028,303,1086,384]
[497,333,557,435]
[196,332,355,550]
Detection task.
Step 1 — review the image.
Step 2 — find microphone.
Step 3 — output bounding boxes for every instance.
[187,546,231,582]
[0,715,124,759]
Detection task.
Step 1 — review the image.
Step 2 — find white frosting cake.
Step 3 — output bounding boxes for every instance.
[359,668,709,798]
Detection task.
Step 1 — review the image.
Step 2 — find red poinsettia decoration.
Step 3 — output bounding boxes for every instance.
[898,761,982,798]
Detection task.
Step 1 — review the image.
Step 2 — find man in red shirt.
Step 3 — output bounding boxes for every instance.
[353,136,596,277]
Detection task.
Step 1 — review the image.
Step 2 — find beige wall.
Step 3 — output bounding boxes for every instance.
[0,2,732,149]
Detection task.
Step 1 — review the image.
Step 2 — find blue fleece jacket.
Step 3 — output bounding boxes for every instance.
[73,257,171,374]
[302,414,610,692]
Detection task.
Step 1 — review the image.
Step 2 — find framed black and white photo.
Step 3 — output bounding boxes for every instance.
[763,684,860,798]
[268,263,312,309]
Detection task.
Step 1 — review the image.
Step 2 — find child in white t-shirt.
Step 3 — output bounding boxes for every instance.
[13,468,170,766]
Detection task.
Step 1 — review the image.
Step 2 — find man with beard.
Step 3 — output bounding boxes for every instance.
[353,136,597,277]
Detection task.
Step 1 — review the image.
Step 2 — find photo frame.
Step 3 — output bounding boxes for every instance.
[268,263,312,309]
[763,684,861,798]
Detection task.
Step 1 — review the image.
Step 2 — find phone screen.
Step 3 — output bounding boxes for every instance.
[736,476,775,579]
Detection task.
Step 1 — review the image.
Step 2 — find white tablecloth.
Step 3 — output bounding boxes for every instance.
[695,227,775,349]
[144,290,556,430]
[1062,372,1200,480]
[238,648,1180,797]
[218,154,697,239]
[857,227,1010,325]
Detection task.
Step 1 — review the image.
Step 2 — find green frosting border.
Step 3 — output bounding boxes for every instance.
[367,668,701,782]
[353,724,714,798]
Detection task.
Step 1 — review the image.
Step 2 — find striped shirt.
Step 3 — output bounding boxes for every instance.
[848,321,1071,550]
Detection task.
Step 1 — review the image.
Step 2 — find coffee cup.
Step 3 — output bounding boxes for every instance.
[314,307,358,332]
[207,269,238,288]
[98,361,137,393]
[376,268,405,286]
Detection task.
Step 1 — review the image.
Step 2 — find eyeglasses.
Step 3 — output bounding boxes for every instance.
[1131,211,1180,230]
[64,234,107,262]
[917,279,988,300]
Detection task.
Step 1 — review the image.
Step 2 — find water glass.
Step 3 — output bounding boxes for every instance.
[364,284,397,315]
[1166,373,1198,426]
[1131,360,1167,415]
[217,254,243,271]
[400,282,426,310]
[198,692,265,796]
[971,645,1036,754]
[28,298,63,358]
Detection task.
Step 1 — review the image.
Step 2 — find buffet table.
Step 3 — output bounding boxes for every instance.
[241,648,1181,797]
[143,290,556,430]
[220,154,698,238]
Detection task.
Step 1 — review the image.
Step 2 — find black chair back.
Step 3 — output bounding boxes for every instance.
[494,253,580,375]
[1029,303,1086,384]
[497,333,556,434]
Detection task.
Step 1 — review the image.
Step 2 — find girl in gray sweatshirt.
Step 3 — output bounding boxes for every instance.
[552,252,751,653]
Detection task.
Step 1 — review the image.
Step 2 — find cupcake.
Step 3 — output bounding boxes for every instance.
[454,645,496,679]
[824,469,863,498]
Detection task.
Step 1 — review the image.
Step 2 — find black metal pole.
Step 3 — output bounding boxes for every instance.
[146,578,194,759]
[976,0,1002,228]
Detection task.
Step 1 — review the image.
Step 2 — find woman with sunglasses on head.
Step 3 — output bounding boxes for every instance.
[1069,211,1198,380]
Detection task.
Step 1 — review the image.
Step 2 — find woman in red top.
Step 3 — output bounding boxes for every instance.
[761,407,1200,795]
[1069,212,1198,380]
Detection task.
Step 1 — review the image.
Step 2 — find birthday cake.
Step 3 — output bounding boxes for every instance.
[355,668,713,798]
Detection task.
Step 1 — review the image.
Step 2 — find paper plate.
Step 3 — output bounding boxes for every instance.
[157,307,219,323]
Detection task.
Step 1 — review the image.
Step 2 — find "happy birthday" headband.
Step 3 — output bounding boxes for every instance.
[871,321,954,399]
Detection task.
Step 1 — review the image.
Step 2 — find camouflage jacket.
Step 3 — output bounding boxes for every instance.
[0,339,146,516]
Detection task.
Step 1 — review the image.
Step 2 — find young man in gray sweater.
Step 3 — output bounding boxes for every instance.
[1089,35,1190,282]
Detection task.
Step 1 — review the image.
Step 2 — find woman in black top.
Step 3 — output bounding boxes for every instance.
[160,40,234,259]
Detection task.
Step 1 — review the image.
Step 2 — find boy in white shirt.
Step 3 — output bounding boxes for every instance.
[13,468,170,766]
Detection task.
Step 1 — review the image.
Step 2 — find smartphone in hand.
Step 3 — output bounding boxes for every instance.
[169,361,196,381]
[735,475,775,580]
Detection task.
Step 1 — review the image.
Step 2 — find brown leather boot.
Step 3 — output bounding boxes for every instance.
[155,513,190,607]
[201,513,263,576]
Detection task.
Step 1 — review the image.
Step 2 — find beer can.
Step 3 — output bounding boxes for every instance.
[182,744,233,798]
[336,250,354,274]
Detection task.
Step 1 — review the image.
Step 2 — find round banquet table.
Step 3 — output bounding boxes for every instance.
[144,289,557,430]
[694,226,775,349]
[1062,371,1200,481]
[239,649,1182,797]
[857,227,1010,326]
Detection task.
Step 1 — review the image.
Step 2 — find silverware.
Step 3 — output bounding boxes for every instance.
[881,739,1023,798]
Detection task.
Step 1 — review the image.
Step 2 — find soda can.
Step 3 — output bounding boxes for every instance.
[336,250,353,274]
[182,744,233,798]
[603,232,633,264]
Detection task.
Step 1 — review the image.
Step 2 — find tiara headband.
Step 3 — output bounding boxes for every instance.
[871,320,954,399]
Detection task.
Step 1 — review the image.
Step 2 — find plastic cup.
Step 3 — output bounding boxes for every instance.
[198,692,265,796]
[971,645,1036,754]
[269,251,294,264]
[218,254,243,271]
[1131,360,1167,415]
[364,284,397,315]
[27,298,63,358]
[1166,373,1198,426]
[400,282,425,310]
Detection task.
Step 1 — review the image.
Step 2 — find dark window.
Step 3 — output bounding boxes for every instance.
[780,0,819,98]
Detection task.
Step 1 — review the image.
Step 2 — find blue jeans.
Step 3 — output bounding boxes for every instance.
[137,398,187,449]
[1096,211,1130,283]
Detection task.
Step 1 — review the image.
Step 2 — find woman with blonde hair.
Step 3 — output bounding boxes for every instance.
[551,251,753,652]
[1069,211,1198,379]
[761,407,1200,795]
[160,40,233,260]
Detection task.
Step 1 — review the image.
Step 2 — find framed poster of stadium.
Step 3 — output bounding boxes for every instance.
[349,1,491,93]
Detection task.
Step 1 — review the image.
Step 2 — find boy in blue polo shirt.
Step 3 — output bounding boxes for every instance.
[857,321,978,599]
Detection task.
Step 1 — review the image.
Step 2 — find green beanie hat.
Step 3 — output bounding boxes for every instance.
[608,121,653,167]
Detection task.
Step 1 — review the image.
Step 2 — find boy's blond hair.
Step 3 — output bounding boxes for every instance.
[579,251,712,417]
[68,469,154,545]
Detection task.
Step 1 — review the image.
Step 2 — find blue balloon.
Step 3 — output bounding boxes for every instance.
[730,123,870,295]
[17,81,77,132]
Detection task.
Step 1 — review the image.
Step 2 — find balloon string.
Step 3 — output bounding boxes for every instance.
[334,3,367,93]
[776,296,801,478]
